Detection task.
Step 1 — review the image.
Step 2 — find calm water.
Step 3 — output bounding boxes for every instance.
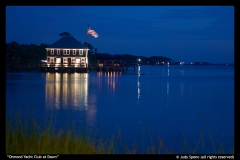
[6,65,234,154]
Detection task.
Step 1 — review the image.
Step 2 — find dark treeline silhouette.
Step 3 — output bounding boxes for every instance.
[6,41,49,64]
[6,41,172,66]
[94,53,172,65]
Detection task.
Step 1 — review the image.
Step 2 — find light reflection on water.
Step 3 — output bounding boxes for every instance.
[6,65,234,154]
[167,81,169,107]
[45,73,89,111]
[137,75,140,100]
[44,72,97,130]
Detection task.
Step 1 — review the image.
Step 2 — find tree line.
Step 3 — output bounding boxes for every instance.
[6,41,48,64]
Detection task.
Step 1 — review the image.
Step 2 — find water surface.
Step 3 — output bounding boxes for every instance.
[6,65,234,154]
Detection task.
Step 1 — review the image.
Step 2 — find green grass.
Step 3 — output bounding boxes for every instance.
[6,112,234,154]
[6,113,98,154]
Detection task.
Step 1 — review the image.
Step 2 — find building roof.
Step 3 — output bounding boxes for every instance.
[46,36,87,49]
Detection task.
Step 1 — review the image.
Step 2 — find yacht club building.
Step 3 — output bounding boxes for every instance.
[40,36,89,72]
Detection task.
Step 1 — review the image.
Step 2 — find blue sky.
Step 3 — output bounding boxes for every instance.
[6,6,234,63]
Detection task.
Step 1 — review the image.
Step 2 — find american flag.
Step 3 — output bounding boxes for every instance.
[87,26,99,38]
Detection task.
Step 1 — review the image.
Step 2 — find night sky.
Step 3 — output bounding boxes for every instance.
[6,6,234,64]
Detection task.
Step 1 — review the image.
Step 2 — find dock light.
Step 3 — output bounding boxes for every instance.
[137,58,141,74]
[137,58,141,66]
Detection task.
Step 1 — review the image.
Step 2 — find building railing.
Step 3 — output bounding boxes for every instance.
[40,63,86,68]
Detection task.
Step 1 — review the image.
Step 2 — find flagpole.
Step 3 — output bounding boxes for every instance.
[86,24,88,49]
[86,24,88,68]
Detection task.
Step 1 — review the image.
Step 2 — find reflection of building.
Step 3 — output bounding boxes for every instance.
[45,72,96,130]
[40,36,89,73]
[45,73,88,110]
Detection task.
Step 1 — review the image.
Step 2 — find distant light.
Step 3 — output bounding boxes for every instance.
[41,60,47,63]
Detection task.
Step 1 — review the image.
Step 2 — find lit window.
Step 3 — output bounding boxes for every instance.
[51,49,54,55]
[56,58,61,64]
[63,49,70,55]
[50,58,54,63]
[72,58,75,63]
[79,50,83,55]
[63,58,68,64]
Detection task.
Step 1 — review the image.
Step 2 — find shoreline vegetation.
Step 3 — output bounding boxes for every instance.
[6,113,234,154]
